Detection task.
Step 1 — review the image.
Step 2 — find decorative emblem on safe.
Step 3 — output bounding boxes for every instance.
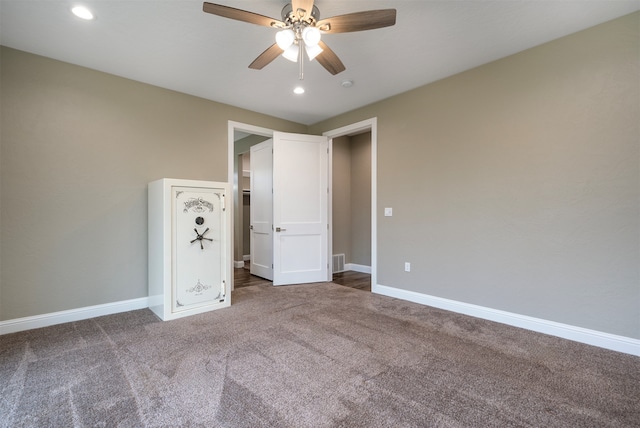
[183,197,214,213]
[186,279,212,295]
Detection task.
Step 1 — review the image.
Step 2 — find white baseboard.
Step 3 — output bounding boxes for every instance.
[234,260,245,268]
[373,284,640,357]
[0,297,150,336]
[243,255,251,261]
[345,263,371,274]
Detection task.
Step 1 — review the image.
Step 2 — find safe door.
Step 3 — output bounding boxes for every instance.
[172,186,225,312]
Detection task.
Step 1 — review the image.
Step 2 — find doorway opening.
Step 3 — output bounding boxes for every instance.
[330,130,372,292]
[227,122,273,290]
[325,118,377,292]
[228,119,377,292]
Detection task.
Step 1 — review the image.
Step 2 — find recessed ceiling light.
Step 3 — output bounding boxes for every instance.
[72,6,94,20]
[293,87,305,95]
[341,80,354,88]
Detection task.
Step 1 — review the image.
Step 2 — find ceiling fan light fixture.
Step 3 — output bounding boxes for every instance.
[202,2,396,76]
[282,44,299,62]
[275,29,295,50]
[302,26,321,47]
[305,44,323,61]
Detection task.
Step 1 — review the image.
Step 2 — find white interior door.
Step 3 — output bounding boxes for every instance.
[249,139,273,280]
[273,132,329,286]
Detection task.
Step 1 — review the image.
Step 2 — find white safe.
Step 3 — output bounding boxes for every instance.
[148,178,231,321]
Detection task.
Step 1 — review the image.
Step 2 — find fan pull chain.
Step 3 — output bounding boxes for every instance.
[298,40,304,80]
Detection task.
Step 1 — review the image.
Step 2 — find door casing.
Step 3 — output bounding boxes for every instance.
[228,119,378,291]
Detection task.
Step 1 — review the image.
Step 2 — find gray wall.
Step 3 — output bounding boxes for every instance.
[0,46,304,320]
[312,13,640,339]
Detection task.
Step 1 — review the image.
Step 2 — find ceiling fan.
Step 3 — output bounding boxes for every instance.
[202,1,396,78]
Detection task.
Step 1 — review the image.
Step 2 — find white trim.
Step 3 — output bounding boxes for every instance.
[0,297,150,336]
[345,263,371,274]
[373,284,640,357]
[234,260,245,268]
[243,255,251,261]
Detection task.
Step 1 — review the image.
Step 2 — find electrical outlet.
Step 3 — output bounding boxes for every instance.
[404,262,411,272]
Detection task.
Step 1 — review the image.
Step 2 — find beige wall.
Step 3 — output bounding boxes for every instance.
[0,47,304,320]
[312,13,640,338]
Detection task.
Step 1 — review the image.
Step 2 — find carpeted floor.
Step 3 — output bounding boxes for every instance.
[1,282,639,427]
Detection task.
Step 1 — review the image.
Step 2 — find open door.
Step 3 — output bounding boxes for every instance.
[249,139,273,280]
[273,132,329,285]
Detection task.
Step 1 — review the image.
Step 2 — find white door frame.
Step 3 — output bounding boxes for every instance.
[323,118,377,291]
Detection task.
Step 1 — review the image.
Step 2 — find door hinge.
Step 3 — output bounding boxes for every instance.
[221,194,226,211]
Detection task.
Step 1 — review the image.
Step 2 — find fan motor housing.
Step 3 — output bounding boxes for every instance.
[281,3,320,24]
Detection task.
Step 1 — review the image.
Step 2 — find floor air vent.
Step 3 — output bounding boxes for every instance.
[333,254,346,273]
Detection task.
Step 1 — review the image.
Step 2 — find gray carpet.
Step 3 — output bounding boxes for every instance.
[1,282,639,427]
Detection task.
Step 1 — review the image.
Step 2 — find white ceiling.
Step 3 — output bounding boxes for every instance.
[2,1,638,125]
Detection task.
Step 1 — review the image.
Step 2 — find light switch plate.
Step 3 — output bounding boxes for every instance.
[384,207,393,216]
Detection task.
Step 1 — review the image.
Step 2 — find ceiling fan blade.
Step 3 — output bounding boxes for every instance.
[291,0,315,21]
[203,2,284,28]
[316,9,396,33]
[249,44,284,70]
[315,41,345,75]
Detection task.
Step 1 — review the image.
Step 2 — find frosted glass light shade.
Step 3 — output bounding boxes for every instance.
[276,29,295,50]
[302,26,321,47]
[282,44,299,62]
[305,44,323,61]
